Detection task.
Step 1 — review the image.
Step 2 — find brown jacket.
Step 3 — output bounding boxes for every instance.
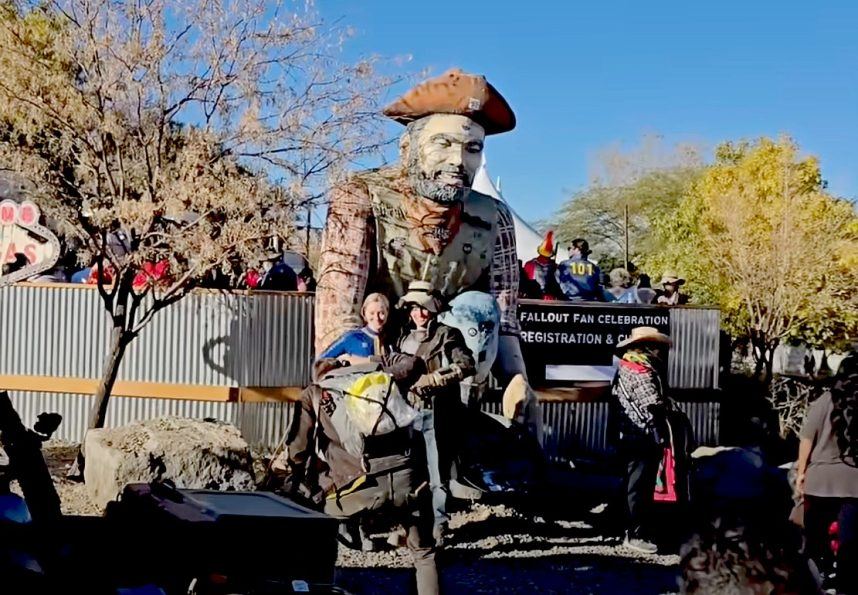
[394,321,476,406]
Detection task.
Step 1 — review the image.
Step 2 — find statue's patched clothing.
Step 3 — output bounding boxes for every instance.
[361,168,498,299]
[315,167,520,354]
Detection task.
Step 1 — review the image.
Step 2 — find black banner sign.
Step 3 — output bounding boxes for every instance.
[518,300,671,385]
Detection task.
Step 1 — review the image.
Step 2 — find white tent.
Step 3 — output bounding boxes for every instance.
[471,155,568,262]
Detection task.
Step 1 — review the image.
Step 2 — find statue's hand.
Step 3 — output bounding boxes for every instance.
[501,373,544,447]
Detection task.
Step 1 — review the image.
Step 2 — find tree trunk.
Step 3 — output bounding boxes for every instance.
[764,344,776,384]
[750,331,778,385]
[818,350,831,377]
[67,323,131,480]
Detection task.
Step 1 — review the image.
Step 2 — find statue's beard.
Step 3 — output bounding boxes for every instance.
[407,152,471,204]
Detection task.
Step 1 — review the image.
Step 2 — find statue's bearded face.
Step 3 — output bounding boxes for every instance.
[403,114,485,204]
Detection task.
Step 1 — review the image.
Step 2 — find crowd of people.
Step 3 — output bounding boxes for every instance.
[1,236,317,292]
[265,231,857,594]
[519,232,687,305]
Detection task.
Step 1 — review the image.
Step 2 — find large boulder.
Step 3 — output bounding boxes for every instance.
[84,417,255,509]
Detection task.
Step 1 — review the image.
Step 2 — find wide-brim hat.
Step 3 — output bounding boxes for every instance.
[616,326,673,351]
[383,68,516,135]
[660,271,685,286]
[397,280,441,313]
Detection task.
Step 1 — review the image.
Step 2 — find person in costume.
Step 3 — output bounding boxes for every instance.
[657,271,688,305]
[394,281,475,541]
[610,326,673,554]
[522,231,563,300]
[556,238,603,301]
[315,68,540,438]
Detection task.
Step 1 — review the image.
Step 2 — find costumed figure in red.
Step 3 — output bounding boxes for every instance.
[522,231,562,300]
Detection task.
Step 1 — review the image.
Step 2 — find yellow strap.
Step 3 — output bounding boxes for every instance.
[327,474,367,500]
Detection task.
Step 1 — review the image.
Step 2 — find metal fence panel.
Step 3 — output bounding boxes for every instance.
[5,390,294,450]
[0,285,314,387]
[669,308,721,389]
[8,389,718,460]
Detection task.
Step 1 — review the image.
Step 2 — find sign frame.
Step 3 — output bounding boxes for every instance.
[518,299,672,385]
[0,199,61,286]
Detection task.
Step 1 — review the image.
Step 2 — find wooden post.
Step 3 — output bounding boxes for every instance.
[624,204,630,270]
[305,202,312,258]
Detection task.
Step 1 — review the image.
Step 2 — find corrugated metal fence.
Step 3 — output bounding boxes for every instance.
[6,391,295,451]
[9,390,719,464]
[0,284,314,387]
[482,400,720,463]
[669,307,721,389]
[2,285,720,458]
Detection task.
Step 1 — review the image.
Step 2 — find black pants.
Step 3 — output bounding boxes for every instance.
[622,441,663,539]
[805,495,858,594]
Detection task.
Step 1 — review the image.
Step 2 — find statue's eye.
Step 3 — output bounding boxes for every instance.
[468,328,478,337]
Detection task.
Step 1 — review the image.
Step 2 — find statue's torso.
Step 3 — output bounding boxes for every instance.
[357,168,499,300]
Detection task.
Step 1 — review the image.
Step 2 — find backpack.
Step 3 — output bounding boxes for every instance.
[312,365,423,517]
[315,364,417,458]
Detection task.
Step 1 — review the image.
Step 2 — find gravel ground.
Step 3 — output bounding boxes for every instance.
[335,503,680,594]
[38,442,680,594]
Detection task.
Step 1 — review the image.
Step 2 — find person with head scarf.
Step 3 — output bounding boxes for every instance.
[610,326,673,554]
[796,353,858,593]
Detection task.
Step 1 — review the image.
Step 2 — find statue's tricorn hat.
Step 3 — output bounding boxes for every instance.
[383,68,516,135]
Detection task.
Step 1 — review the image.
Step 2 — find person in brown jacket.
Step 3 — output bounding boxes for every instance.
[395,280,476,542]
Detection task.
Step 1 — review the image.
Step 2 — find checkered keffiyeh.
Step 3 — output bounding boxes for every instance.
[612,359,665,431]
[314,180,521,355]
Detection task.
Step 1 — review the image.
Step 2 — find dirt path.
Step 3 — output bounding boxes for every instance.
[42,442,680,594]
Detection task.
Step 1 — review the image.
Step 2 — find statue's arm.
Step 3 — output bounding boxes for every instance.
[314,181,373,355]
[490,200,521,337]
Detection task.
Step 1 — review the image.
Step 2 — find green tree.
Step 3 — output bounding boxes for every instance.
[645,137,858,382]
[553,136,703,265]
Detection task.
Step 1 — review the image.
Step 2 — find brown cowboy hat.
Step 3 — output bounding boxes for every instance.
[383,68,516,135]
[616,326,673,351]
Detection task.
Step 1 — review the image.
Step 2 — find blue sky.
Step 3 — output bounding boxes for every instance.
[320,0,858,223]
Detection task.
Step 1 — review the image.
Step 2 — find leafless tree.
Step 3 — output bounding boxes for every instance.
[0,0,399,475]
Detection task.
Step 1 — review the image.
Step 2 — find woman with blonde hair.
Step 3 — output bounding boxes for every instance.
[318,292,390,359]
